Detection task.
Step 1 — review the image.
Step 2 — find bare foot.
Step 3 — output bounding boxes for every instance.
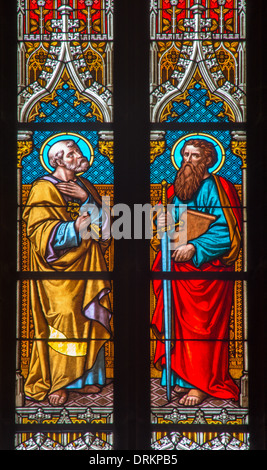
[174,385,189,394]
[48,389,68,406]
[178,389,207,406]
[78,385,101,394]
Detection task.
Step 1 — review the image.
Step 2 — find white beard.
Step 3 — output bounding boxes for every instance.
[64,158,90,173]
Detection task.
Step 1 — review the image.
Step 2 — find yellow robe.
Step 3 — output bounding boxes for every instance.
[22,176,112,401]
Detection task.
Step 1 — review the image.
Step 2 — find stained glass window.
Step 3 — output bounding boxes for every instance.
[149,0,249,448]
[0,0,266,453]
[15,0,114,450]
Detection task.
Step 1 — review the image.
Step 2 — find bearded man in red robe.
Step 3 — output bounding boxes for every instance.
[151,139,242,406]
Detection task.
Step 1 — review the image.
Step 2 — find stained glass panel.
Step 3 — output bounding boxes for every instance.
[15,0,114,448]
[150,129,246,273]
[150,280,248,421]
[151,0,245,37]
[151,432,249,450]
[150,0,246,123]
[18,0,113,123]
[6,0,262,452]
[18,130,114,272]
[16,278,113,402]
[15,432,114,450]
[149,0,248,441]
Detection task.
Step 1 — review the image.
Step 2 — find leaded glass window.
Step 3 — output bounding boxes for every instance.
[148,0,266,451]
[16,0,115,450]
[0,0,266,452]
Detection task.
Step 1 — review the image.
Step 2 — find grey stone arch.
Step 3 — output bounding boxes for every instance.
[151,37,246,123]
[17,1,113,123]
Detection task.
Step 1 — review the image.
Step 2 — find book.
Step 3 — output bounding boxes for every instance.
[173,209,217,244]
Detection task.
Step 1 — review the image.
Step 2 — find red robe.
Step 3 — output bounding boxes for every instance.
[151,176,242,400]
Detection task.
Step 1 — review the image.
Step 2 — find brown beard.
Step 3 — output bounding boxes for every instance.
[174,160,207,201]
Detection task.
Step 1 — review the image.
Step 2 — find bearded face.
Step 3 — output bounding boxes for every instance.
[55,142,90,173]
[63,155,90,173]
[174,145,209,201]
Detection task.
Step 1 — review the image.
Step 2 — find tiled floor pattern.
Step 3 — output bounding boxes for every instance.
[25,380,114,408]
[151,378,239,409]
[24,378,239,410]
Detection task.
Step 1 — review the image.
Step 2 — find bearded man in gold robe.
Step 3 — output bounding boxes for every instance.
[23,139,112,406]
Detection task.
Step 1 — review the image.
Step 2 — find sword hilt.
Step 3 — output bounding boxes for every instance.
[161,180,168,208]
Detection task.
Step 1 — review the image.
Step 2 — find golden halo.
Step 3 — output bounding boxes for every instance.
[39,132,94,175]
[170,132,225,174]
